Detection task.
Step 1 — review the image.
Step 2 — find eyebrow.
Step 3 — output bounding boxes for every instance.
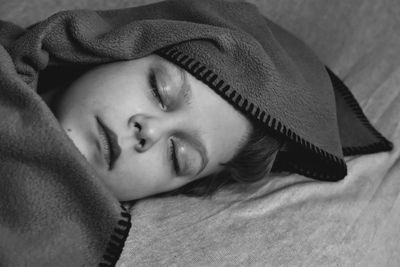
[161,60,209,176]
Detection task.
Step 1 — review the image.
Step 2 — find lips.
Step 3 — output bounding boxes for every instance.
[96,116,121,170]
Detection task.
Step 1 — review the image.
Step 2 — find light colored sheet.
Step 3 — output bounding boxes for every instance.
[117,1,400,266]
[2,0,399,266]
[117,87,399,267]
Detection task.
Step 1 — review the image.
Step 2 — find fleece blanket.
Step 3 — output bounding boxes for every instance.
[116,1,400,266]
[2,0,393,185]
[1,0,398,266]
[0,13,131,267]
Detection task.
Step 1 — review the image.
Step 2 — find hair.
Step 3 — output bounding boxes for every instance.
[156,121,284,199]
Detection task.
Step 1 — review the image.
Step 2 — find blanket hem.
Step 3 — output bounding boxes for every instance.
[155,46,348,181]
[325,67,394,155]
[99,205,132,267]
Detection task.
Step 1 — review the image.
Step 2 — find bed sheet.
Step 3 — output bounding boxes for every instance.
[1,0,399,266]
[117,1,400,266]
[117,76,400,267]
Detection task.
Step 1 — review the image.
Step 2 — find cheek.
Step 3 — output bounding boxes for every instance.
[199,122,233,167]
[108,148,176,198]
[71,70,146,115]
[90,86,135,115]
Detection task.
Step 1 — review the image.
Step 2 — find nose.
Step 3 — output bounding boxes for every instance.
[129,114,171,153]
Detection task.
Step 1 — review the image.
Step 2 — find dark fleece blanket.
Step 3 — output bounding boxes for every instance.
[0,22,130,267]
[0,0,393,265]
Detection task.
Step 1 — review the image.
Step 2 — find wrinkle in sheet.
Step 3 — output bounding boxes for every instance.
[362,66,400,121]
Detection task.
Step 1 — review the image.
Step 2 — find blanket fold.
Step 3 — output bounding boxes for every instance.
[0,0,393,265]
[23,0,392,181]
[0,18,131,267]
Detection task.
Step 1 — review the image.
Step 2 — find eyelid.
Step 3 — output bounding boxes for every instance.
[157,62,189,110]
[174,137,204,177]
[148,68,166,110]
[152,63,207,175]
[175,131,208,176]
[169,138,180,175]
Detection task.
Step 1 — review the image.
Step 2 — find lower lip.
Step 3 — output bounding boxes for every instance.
[96,117,111,170]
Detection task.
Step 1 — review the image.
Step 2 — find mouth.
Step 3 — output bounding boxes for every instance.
[96,116,121,170]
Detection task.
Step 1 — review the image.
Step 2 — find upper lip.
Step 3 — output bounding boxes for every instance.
[96,116,121,170]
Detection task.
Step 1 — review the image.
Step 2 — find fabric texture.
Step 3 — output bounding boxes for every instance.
[22,0,392,182]
[0,13,131,267]
[116,1,400,266]
[0,0,397,266]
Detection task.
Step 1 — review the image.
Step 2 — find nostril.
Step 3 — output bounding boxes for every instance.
[134,122,141,131]
[139,139,145,147]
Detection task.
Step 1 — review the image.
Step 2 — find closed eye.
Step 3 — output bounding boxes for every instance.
[148,68,166,110]
[148,67,181,175]
[169,138,180,175]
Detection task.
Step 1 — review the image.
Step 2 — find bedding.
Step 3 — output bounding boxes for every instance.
[0,5,132,267]
[0,33,130,266]
[119,1,400,266]
[1,0,399,266]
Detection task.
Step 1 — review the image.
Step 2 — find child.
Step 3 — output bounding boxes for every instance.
[40,54,283,201]
[0,0,392,265]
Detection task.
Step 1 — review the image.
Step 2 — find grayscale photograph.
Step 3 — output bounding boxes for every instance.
[0,0,399,266]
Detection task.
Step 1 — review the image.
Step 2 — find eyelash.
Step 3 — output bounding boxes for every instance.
[169,138,180,175]
[149,69,180,175]
[149,70,166,110]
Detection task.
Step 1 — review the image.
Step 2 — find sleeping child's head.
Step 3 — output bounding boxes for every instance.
[36,0,392,202]
[41,54,283,201]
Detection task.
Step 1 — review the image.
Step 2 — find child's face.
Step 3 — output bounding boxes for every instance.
[45,54,252,201]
